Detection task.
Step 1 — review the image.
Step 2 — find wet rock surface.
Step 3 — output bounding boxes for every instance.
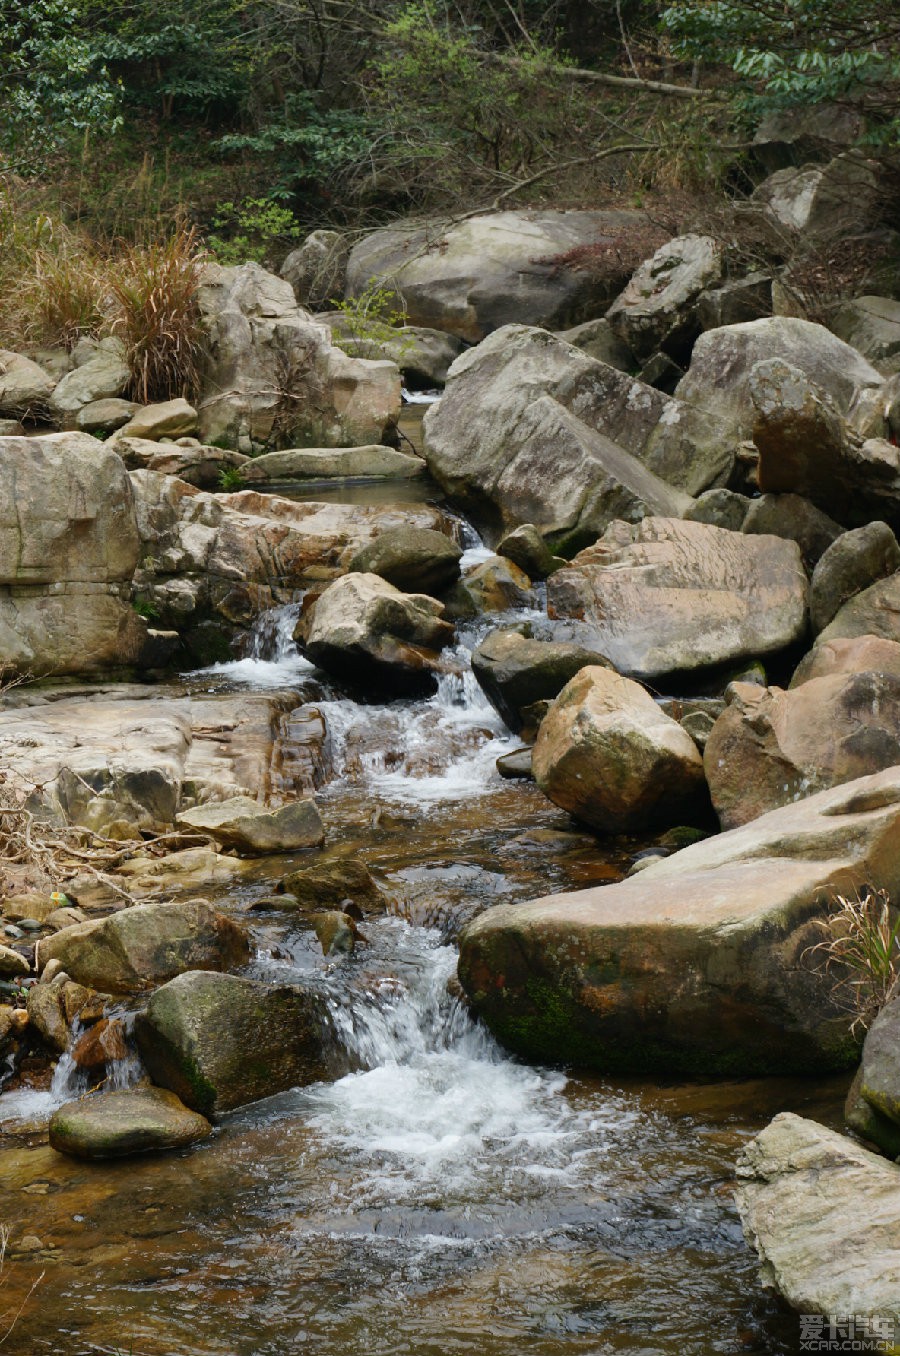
[49,1086,212,1159]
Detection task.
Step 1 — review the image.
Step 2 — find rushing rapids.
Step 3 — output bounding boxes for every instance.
[0,484,847,1356]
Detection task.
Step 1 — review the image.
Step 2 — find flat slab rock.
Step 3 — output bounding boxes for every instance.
[736,1113,900,1329]
[49,1086,211,1159]
[547,516,807,680]
[176,795,324,854]
[458,765,900,1076]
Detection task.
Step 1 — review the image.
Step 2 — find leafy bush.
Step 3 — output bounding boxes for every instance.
[206,197,300,267]
[330,277,410,357]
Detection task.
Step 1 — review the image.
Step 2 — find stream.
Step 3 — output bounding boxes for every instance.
[0,457,845,1356]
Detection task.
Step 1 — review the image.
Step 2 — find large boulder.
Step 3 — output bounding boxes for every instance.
[348,526,461,594]
[736,1113,900,1329]
[301,572,455,693]
[751,358,900,528]
[790,634,900,688]
[37,899,249,993]
[851,998,900,1143]
[0,350,55,417]
[606,233,722,362]
[458,765,900,1075]
[471,627,606,730]
[0,433,146,675]
[675,317,883,436]
[750,155,883,239]
[345,209,653,342]
[195,262,400,451]
[115,437,249,490]
[135,970,326,1116]
[832,296,900,368]
[176,795,324,855]
[129,470,448,633]
[752,104,867,174]
[546,517,807,682]
[704,672,900,829]
[49,1087,212,1160]
[116,398,198,441]
[809,522,900,632]
[742,493,842,571]
[281,229,349,308]
[818,572,900,648]
[531,667,706,833]
[423,326,724,544]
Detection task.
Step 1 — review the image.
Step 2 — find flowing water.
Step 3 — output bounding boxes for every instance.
[0,478,844,1356]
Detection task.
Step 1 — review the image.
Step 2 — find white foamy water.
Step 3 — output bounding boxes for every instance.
[1,1018,144,1128]
[301,922,626,1202]
[316,644,519,805]
[191,603,315,689]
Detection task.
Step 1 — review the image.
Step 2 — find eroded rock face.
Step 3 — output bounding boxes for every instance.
[546,516,808,682]
[751,359,900,528]
[459,766,900,1075]
[675,317,883,437]
[345,210,653,342]
[135,970,326,1116]
[704,672,900,829]
[809,523,900,632]
[37,899,249,993]
[195,262,400,451]
[532,667,706,833]
[49,1087,211,1160]
[607,233,722,362]
[471,628,606,731]
[423,326,726,543]
[736,1113,900,1327]
[0,433,146,675]
[302,572,455,693]
[0,689,324,838]
[790,634,900,687]
[129,470,448,631]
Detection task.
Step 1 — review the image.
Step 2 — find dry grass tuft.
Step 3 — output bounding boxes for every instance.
[108,224,206,403]
[805,886,900,1033]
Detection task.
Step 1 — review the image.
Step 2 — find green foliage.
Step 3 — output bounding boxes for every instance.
[661,1,900,132]
[0,0,120,168]
[132,596,160,619]
[330,278,410,357]
[206,197,300,266]
[217,465,245,491]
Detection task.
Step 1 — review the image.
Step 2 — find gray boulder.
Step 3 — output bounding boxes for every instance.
[752,104,866,174]
[423,326,719,545]
[76,398,140,434]
[751,154,883,239]
[302,572,455,693]
[0,350,56,417]
[458,765,900,1075]
[243,445,424,482]
[282,857,391,916]
[281,229,349,308]
[135,970,326,1116]
[176,795,324,855]
[810,523,900,633]
[546,516,807,682]
[852,999,900,1144]
[832,296,900,368]
[742,493,842,571]
[0,433,147,676]
[471,627,607,730]
[50,339,130,416]
[348,526,462,594]
[606,233,722,362]
[676,316,883,435]
[736,1113,900,1328]
[116,398,198,441]
[553,317,634,370]
[697,273,773,330]
[684,488,750,531]
[751,358,900,528]
[460,556,533,613]
[49,1087,212,1159]
[195,262,400,451]
[495,524,566,580]
[345,209,652,342]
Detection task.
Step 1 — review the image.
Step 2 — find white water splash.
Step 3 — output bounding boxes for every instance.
[191,604,316,689]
